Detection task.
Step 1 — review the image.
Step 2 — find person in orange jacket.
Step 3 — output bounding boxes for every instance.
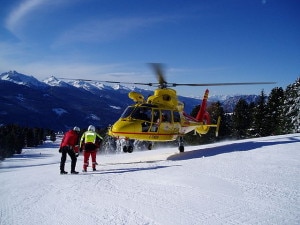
[80,125,103,172]
[59,126,81,174]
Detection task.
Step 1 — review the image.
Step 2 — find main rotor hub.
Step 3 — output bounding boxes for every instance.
[147,88,179,109]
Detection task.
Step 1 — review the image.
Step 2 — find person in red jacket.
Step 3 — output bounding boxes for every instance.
[59,126,81,174]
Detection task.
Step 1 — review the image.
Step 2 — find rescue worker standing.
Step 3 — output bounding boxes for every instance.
[59,126,80,174]
[80,125,103,172]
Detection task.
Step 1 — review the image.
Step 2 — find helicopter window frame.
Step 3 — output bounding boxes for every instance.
[152,109,160,123]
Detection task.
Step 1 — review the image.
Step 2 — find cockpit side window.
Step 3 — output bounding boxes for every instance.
[161,110,172,123]
[144,108,152,122]
[173,111,181,122]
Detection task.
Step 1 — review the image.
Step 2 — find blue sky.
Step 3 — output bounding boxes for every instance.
[0,0,299,97]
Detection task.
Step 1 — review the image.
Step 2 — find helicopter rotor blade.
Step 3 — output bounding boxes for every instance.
[59,77,275,87]
[59,77,276,88]
[170,82,276,87]
[149,63,167,87]
[147,64,275,87]
[59,77,156,86]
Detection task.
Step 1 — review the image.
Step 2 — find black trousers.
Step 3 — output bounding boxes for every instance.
[60,146,77,172]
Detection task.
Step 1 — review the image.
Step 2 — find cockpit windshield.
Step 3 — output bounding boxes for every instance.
[131,107,152,121]
[120,106,135,118]
[120,106,152,122]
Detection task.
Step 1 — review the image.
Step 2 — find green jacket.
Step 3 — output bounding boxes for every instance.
[80,131,103,148]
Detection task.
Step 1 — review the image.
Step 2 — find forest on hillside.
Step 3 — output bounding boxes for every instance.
[185,77,300,145]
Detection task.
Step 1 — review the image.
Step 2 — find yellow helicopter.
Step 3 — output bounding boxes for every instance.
[108,87,217,153]
[62,64,275,153]
[105,63,275,153]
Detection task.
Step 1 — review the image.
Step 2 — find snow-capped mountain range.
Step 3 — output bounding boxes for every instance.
[0,71,258,131]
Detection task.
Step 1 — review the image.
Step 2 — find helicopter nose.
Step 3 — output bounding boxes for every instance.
[110,120,137,137]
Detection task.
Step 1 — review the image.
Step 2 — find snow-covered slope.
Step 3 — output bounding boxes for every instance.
[43,76,71,87]
[1,134,299,225]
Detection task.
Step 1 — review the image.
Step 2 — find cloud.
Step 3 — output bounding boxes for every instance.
[5,0,71,35]
[5,0,45,33]
[53,16,172,46]
[0,52,152,83]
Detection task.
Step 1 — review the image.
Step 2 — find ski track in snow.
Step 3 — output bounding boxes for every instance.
[1,134,300,225]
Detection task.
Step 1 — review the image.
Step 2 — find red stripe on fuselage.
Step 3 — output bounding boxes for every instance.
[111,131,180,136]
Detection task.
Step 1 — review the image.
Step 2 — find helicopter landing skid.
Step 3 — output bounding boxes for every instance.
[123,139,134,153]
[178,136,184,153]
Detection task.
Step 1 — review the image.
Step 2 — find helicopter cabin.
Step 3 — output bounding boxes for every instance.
[119,103,181,137]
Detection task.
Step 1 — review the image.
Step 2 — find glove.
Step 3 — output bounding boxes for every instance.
[74,145,79,153]
[75,153,79,157]
[58,148,62,153]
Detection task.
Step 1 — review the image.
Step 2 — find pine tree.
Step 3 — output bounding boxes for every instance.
[232,99,251,138]
[0,125,55,159]
[246,102,256,137]
[50,131,56,142]
[0,124,25,158]
[207,101,229,138]
[252,90,268,136]
[283,77,300,133]
[25,128,35,147]
[266,87,285,135]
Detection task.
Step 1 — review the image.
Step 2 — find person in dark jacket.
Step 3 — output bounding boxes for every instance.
[59,126,81,174]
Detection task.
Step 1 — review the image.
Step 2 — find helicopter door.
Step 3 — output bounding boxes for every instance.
[173,111,181,134]
[160,110,173,133]
[150,109,160,132]
[131,106,152,132]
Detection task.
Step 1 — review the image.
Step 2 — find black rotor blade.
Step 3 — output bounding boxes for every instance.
[171,82,276,87]
[149,63,167,86]
[59,78,276,87]
[59,77,156,86]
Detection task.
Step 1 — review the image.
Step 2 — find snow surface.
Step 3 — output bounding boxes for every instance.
[1,134,299,225]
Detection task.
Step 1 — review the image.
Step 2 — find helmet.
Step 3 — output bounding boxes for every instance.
[88,125,95,132]
[73,126,80,132]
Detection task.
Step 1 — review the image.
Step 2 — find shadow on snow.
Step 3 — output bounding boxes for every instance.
[167,136,300,161]
[0,153,59,170]
[79,164,179,175]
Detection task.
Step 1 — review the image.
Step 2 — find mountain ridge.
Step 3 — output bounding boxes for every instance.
[0,71,259,131]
